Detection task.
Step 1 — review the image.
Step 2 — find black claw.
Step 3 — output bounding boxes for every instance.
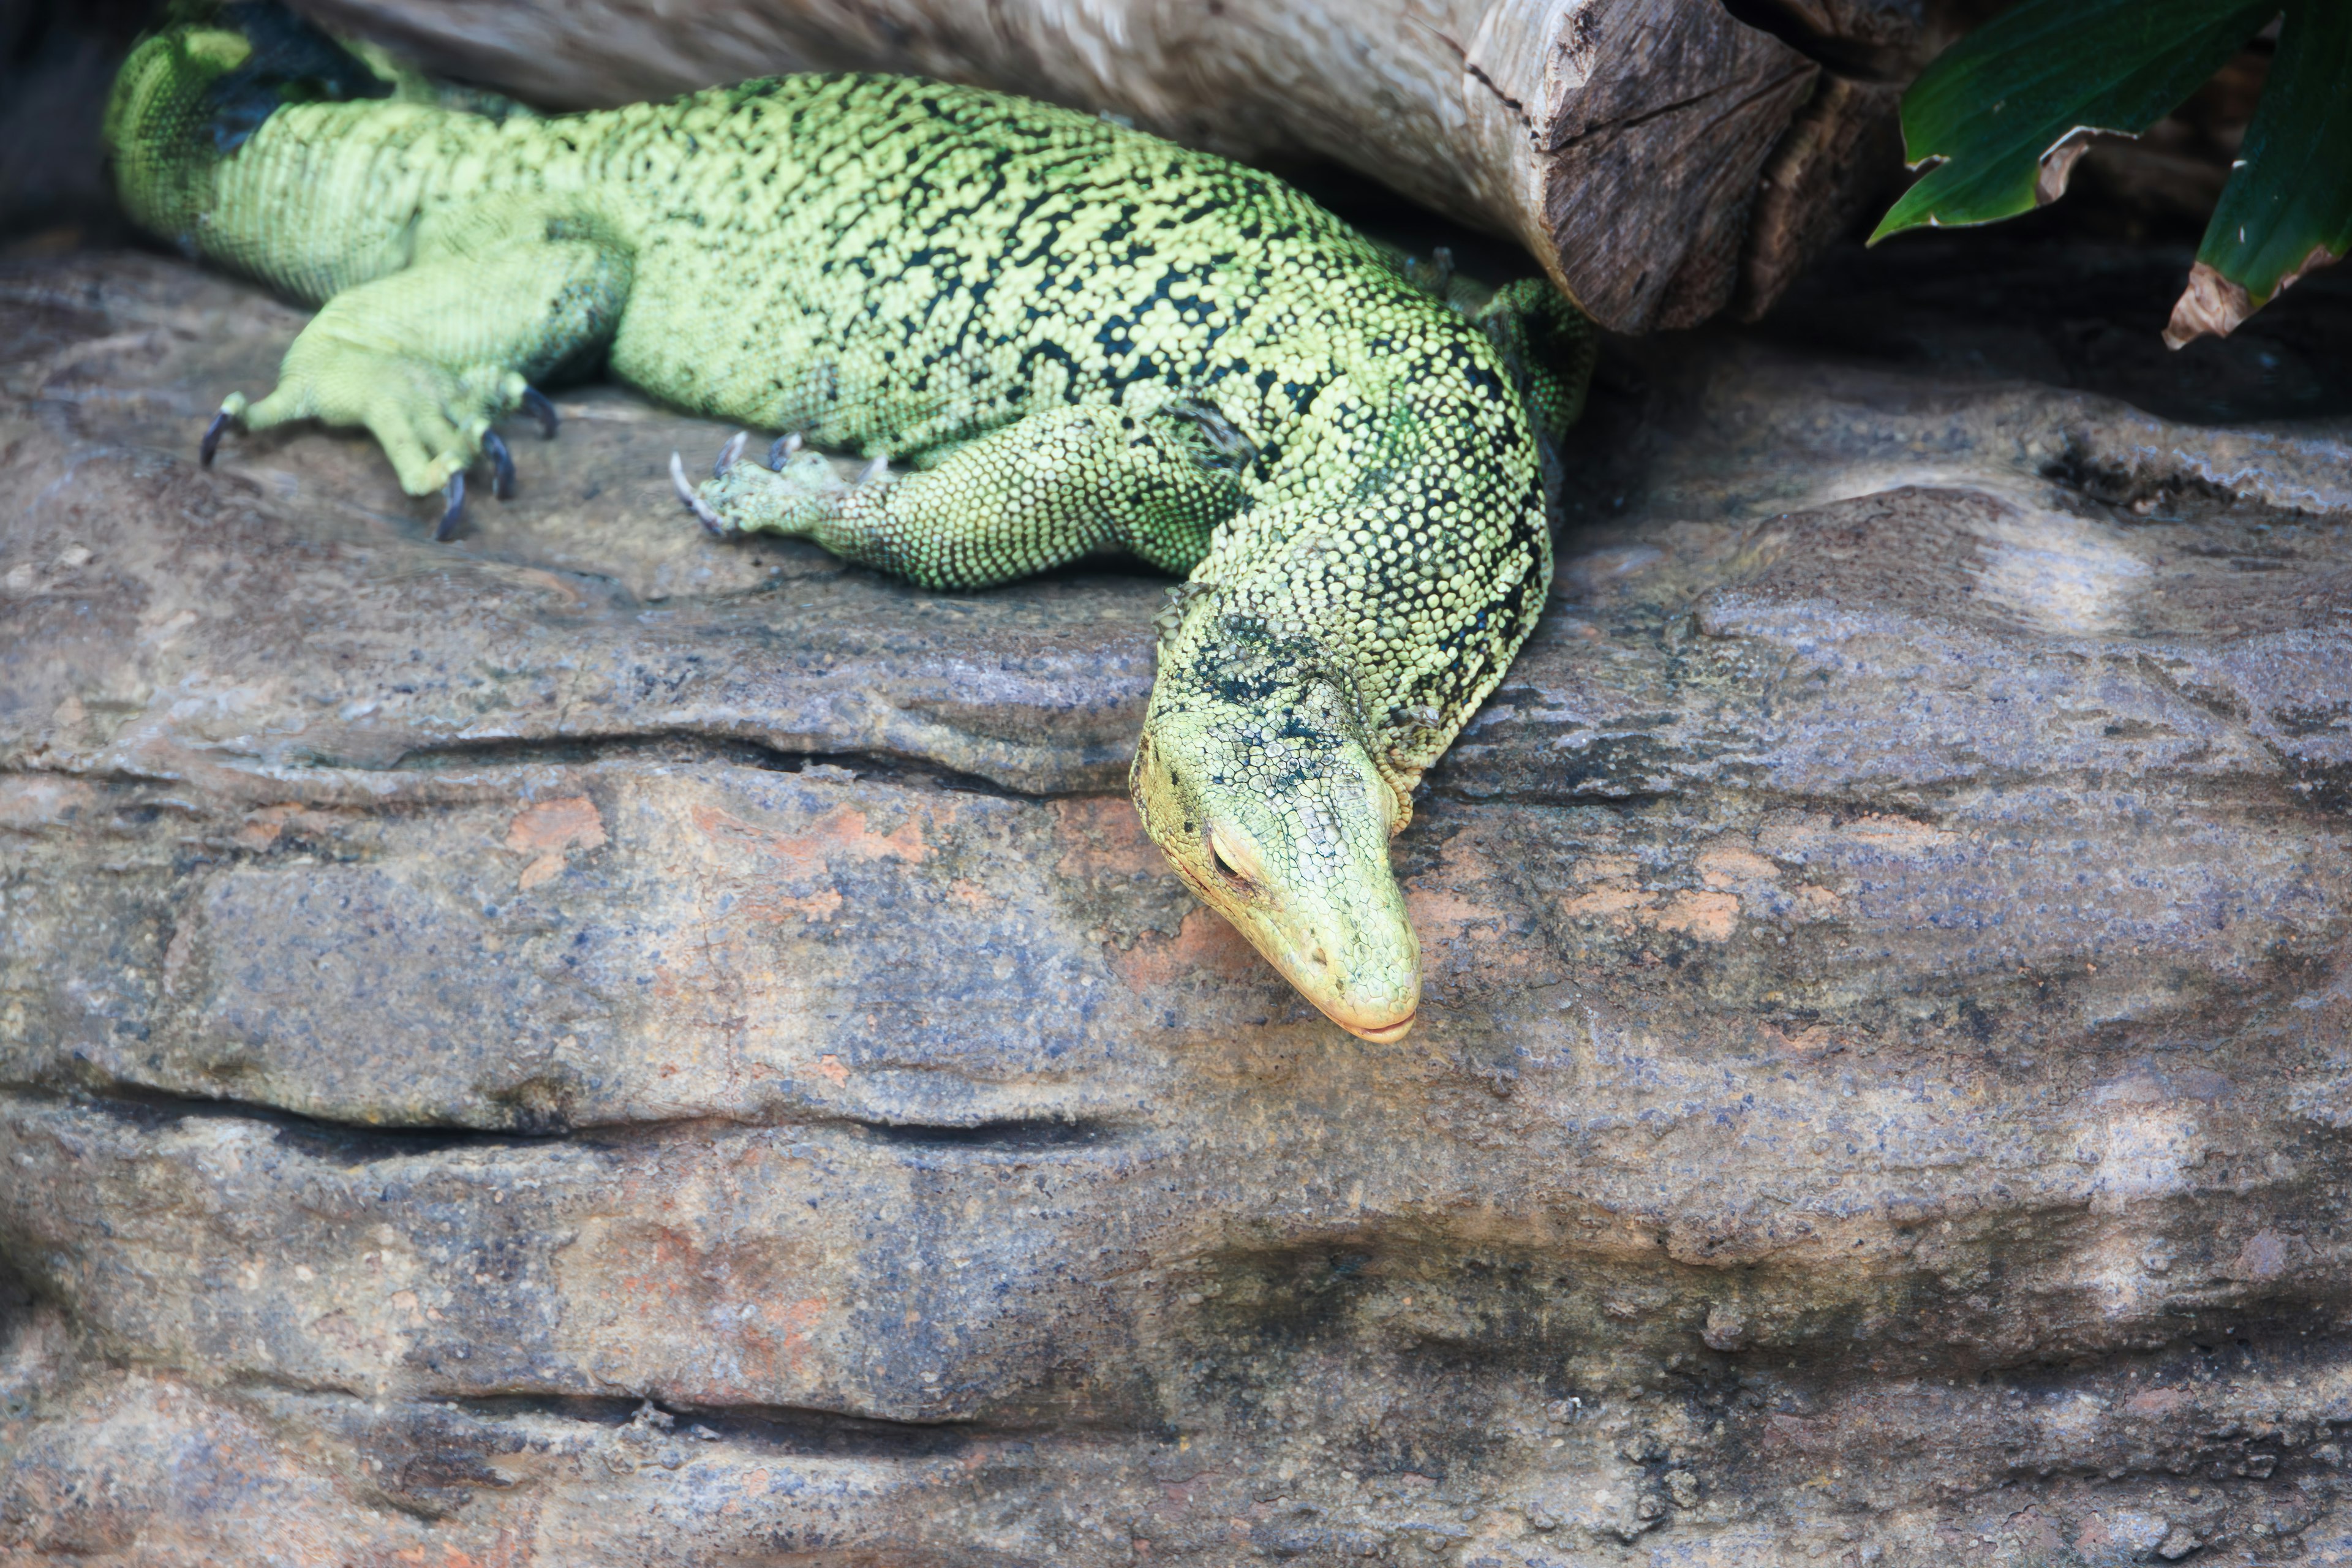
[767,432,803,470]
[521,386,559,439]
[200,410,231,467]
[436,473,466,541]
[483,429,515,500]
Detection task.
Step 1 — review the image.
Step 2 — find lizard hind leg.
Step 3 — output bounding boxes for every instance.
[1474,277,1596,444]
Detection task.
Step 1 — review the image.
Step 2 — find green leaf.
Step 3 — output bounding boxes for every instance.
[1871,0,2277,244]
[2175,0,2352,337]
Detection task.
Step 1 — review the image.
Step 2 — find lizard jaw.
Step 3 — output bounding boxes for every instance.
[1346,1010,1415,1044]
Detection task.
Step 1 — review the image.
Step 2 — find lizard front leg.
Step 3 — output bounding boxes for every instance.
[1474,277,1596,446]
[206,232,630,538]
[677,401,1251,590]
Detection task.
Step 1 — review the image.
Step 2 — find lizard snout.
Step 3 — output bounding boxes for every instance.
[1272,892,1420,1043]
[1196,816,1420,1041]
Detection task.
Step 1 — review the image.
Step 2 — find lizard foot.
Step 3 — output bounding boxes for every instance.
[678,434,889,541]
[224,352,557,537]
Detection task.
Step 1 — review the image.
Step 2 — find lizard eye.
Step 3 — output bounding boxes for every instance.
[1205,826,1257,890]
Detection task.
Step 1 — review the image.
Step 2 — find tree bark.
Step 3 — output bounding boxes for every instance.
[290,0,1921,331]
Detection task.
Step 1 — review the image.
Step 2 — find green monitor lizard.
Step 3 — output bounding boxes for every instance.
[103,5,1593,1043]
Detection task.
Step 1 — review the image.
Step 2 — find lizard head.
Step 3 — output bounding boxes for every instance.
[1132,642,1420,1043]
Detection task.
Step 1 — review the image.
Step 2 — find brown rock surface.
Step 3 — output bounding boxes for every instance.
[6,243,2352,1563]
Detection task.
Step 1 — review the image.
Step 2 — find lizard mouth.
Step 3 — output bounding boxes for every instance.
[1341,1009,1416,1044]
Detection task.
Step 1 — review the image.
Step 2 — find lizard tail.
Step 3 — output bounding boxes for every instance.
[104,2,390,245]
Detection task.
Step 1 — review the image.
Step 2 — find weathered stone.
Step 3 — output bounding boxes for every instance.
[6,244,2352,1562]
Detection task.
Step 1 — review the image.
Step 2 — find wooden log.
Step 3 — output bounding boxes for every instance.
[288,0,1923,332]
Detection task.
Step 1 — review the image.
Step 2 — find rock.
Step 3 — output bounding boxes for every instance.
[6,238,2352,1561]
[2081,1509,2174,1565]
[1701,1301,1747,1352]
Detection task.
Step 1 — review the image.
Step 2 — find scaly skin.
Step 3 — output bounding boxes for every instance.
[105,13,1593,1042]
